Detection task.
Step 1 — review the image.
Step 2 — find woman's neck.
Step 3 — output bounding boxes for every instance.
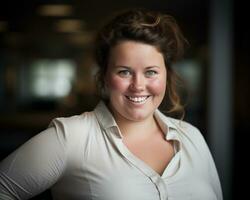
[114,112,159,139]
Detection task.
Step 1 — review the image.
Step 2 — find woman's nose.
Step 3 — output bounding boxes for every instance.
[129,74,145,92]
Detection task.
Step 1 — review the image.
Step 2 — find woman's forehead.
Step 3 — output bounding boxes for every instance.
[109,41,164,63]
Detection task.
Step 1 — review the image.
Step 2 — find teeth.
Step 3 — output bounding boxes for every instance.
[126,96,149,103]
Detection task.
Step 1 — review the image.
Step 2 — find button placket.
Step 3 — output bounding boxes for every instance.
[106,121,171,200]
[150,174,168,200]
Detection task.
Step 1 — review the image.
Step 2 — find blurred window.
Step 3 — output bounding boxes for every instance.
[20,59,76,100]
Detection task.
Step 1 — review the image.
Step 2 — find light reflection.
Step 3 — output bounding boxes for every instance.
[30,59,76,99]
[37,5,73,17]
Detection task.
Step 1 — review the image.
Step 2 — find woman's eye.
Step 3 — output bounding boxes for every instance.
[145,70,157,77]
[118,70,131,77]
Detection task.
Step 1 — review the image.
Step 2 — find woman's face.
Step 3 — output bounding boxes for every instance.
[105,41,167,122]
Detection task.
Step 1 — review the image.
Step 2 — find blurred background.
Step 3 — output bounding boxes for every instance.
[0,0,248,199]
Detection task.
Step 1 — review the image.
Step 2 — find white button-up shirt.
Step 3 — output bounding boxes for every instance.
[0,101,222,200]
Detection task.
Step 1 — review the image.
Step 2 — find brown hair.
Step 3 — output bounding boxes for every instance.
[94,8,188,118]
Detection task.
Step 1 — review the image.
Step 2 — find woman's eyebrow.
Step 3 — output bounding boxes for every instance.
[114,65,161,70]
[115,65,131,69]
[145,66,160,69]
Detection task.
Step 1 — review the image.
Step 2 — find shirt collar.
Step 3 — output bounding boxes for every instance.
[94,101,180,141]
[94,101,118,130]
[154,109,180,141]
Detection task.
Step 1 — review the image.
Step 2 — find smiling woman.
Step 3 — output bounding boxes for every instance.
[0,8,222,200]
[105,41,167,123]
[95,9,188,118]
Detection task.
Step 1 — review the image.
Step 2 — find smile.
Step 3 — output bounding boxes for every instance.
[125,95,150,104]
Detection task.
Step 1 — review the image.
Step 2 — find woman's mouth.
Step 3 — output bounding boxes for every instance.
[125,95,150,104]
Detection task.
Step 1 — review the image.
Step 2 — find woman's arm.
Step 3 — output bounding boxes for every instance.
[0,124,68,199]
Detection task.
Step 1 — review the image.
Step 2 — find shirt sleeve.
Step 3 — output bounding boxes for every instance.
[0,120,68,199]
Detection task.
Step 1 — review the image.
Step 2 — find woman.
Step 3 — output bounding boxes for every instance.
[0,9,222,200]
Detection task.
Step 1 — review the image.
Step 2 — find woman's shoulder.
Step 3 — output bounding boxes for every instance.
[166,116,213,157]
[50,111,96,128]
[168,117,200,134]
[48,110,98,143]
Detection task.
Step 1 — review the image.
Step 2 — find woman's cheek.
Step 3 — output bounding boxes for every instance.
[148,78,166,95]
[107,76,129,91]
